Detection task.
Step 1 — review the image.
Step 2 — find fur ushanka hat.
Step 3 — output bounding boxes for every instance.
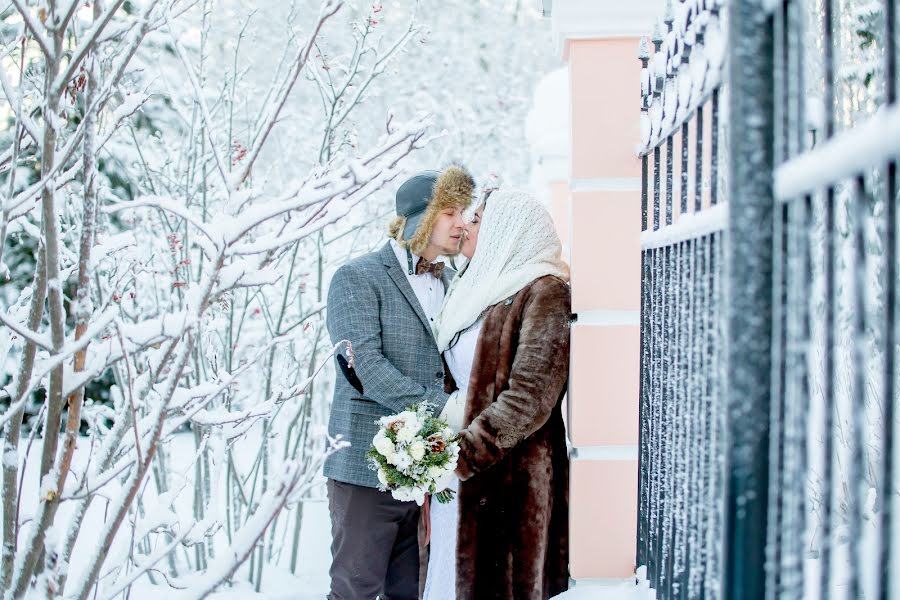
[387,165,475,256]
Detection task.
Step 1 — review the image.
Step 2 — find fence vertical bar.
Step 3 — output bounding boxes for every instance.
[878,2,897,598]
[696,106,704,212]
[710,89,720,207]
[682,122,690,217]
[662,243,675,596]
[667,136,675,226]
[767,200,788,600]
[655,146,663,231]
[819,0,837,595]
[847,175,869,600]
[639,245,649,570]
[651,244,662,587]
[711,230,726,600]
[724,3,775,599]
[768,3,788,595]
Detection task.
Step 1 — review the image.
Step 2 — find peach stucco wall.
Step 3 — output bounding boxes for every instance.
[569,324,639,447]
[564,35,642,582]
[569,39,642,180]
[570,190,641,313]
[569,459,639,579]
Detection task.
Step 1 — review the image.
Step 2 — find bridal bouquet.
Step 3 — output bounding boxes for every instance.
[367,402,460,505]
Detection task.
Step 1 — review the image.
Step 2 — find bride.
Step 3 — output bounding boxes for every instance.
[422,190,572,600]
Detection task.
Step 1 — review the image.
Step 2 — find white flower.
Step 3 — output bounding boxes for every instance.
[373,433,396,458]
[396,425,418,443]
[393,451,413,471]
[392,487,413,502]
[396,410,418,425]
[435,470,454,491]
[427,465,445,480]
[377,468,389,487]
[392,485,426,505]
[409,440,426,461]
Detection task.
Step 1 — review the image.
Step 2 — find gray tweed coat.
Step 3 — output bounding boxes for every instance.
[325,241,453,488]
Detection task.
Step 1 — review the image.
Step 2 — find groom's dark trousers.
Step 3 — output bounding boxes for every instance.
[327,480,420,600]
[324,243,454,599]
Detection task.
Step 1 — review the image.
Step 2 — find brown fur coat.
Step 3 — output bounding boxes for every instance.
[420,275,571,600]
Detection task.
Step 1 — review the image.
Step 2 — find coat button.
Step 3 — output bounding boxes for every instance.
[436,371,444,379]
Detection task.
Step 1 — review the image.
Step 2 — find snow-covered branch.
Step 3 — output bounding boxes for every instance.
[52,0,129,95]
[0,310,52,350]
[229,0,345,190]
[0,65,42,146]
[9,0,53,57]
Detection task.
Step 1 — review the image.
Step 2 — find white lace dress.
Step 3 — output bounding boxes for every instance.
[422,318,483,600]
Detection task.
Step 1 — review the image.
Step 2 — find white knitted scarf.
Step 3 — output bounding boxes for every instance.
[433,190,570,352]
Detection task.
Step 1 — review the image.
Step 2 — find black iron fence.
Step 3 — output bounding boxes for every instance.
[636,0,899,598]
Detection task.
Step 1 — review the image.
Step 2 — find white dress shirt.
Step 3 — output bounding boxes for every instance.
[389,239,445,325]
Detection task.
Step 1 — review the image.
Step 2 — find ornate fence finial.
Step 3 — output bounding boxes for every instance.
[639,36,652,112]
[652,21,666,97]
[639,35,651,61]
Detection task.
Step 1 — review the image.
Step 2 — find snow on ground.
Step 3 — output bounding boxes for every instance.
[9,431,658,599]
[5,432,332,598]
[125,504,331,600]
[553,578,654,600]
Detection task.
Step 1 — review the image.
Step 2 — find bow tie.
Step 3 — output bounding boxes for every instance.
[415,257,445,279]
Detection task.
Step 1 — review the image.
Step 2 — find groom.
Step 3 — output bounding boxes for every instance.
[325,165,474,600]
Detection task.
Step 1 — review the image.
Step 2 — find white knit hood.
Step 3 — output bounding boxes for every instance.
[432,190,570,352]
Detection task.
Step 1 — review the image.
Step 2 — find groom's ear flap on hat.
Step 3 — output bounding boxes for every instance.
[388,165,475,255]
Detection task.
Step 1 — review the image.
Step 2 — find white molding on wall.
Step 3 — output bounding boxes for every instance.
[570,177,642,193]
[572,310,640,326]
[551,0,666,57]
[571,445,639,461]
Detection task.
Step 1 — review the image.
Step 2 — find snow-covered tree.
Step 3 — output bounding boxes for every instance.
[0,0,433,597]
[1,0,555,596]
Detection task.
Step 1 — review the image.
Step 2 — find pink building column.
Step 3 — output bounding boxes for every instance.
[549,0,663,589]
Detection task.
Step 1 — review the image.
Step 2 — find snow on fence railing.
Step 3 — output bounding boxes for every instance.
[636,0,899,598]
